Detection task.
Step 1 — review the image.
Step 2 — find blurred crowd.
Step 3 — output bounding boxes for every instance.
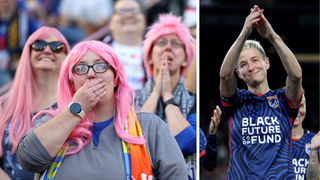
[0,0,197,94]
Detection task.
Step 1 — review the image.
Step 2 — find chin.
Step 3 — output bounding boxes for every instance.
[40,66,55,71]
[293,122,300,126]
[294,118,303,126]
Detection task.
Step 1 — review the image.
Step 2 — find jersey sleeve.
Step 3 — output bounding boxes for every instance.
[200,133,218,172]
[220,88,243,118]
[199,128,207,157]
[280,89,301,125]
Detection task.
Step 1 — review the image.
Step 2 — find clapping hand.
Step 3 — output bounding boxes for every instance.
[209,105,222,135]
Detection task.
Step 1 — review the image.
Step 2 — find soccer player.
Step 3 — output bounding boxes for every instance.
[219,5,303,179]
[292,92,320,180]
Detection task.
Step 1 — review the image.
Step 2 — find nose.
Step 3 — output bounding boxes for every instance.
[164,41,172,51]
[124,11,132,16]
[247,61,255,71]
[87,67,96,79]
[123,10,134,17]
[42,45,53,54]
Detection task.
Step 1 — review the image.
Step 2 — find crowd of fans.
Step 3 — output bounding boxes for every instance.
[0,0,201,180]
[0,0,197,94]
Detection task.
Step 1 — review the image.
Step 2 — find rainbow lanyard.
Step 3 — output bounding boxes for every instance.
[40,118,144,180]
[40,144,69,180]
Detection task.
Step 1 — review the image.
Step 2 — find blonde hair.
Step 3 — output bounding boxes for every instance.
[242,40,266,60]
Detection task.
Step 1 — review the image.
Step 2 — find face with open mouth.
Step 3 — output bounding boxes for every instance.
[30,34,66,73]
[149,33,188,77]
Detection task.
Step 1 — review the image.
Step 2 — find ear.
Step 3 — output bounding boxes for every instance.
[69,78,74,87]
[181,56,188,67]
[113,72,119,88]
[148,53,154,65]
[264,57,270,70]
[236,69,243,80]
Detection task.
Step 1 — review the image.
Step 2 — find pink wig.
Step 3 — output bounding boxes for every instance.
[0,26,70,156]
[142,13,196,78]
[36,40,146,155]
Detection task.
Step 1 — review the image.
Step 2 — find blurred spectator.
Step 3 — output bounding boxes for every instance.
[183,0,197,94]
[0,0,41,87]
[103,0,147,90]
[57,0,113,44]
[182,0,196,38]
[143,0,187,26]
[24,0,61,27]
[24,0,47,25]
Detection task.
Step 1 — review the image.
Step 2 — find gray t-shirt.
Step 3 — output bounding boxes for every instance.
[17,111,188,180]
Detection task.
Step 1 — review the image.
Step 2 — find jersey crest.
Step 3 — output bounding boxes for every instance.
[305,143,311,155]
[267,95,279,108]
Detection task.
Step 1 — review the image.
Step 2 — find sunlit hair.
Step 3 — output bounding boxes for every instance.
[34,40,146,155]
[142,13,196,78]
[0,26,70,156]
[242,40,266,60]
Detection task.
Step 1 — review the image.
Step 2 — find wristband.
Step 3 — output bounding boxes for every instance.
[164,98,179,109]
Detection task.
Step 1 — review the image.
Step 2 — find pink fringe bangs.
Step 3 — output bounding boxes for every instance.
[142,13,196,78]
[0,26,70,156]
[37,40,145,155]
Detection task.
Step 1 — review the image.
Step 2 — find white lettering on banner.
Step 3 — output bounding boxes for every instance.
[242,116,281,145]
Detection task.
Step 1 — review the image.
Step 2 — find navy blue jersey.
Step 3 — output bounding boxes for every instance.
[292,129,320,180]
[221,88,300,180]
[199,128,207,157]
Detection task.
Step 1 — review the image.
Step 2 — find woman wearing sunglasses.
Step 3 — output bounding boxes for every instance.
[134,13,197,180]
[0,26,70,180]
[17,40,187,179]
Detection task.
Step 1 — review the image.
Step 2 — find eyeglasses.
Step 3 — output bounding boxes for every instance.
[154,38,184,48]
[31,40,65,53]
[113,8,141,15]
[73,62,111,75]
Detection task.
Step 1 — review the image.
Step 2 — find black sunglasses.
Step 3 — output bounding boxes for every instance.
[31,40,65,53]
[73,62,111,75]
